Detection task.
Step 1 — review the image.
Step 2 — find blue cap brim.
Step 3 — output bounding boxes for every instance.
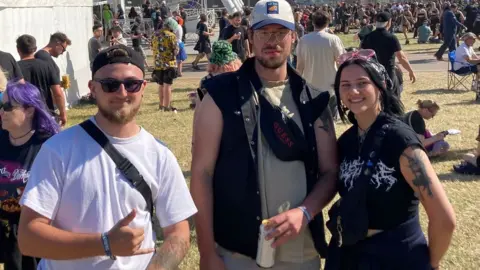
[251,19,295,31]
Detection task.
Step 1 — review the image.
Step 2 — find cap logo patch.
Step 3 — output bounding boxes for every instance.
[266,2,279,14]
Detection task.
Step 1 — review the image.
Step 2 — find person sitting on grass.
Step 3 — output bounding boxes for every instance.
[188,40,241,109]
[454,125,480,175]
[418,20,433,43]
[403,100,450,158]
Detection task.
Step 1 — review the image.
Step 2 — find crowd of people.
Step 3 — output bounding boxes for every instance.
[0,0,479,270]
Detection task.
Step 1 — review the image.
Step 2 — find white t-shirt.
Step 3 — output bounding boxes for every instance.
[454,43,477,70]
[296,31,345,94]
[174,27,183,43]
[20,118,197,270]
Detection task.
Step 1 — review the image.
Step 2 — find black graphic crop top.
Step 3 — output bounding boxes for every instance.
[337,114,423,230]
[0,130,51,222]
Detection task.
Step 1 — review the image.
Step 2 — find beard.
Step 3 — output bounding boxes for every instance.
[256,46,289,69]
[98,100,140,125]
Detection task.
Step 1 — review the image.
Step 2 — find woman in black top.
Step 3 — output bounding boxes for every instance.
[403,100,450,158]
[192,14,214,70]
[325,51,455,270]
[0,82,59,270]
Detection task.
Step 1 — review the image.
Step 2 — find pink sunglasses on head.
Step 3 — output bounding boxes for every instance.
[337,49,376,66]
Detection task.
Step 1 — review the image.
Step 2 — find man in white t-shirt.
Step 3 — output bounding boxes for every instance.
[454,32,480,72]
[18,44,197,270]
[296,10,345,117]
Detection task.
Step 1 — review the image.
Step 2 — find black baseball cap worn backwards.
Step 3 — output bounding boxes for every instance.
[91,45,145,77]
[376,12,392,23]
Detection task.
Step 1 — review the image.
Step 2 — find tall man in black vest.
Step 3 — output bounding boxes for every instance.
[191,0,338,269]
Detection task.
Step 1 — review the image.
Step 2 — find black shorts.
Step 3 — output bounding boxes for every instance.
[152,68,177,85]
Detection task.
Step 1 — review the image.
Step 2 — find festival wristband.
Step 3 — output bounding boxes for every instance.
[101,232,117,260]
[298,206,313,223]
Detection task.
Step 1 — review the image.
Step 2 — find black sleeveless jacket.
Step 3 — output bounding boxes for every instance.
[203,58,330,259]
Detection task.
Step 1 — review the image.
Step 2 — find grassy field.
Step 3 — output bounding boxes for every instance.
[62,71,479,269]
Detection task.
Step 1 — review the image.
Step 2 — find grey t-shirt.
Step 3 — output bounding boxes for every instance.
[88,37,102,64]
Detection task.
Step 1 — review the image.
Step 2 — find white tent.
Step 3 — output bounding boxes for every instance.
[0,0,93,107]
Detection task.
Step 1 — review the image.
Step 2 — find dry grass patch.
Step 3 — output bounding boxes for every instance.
[3,73,477,270]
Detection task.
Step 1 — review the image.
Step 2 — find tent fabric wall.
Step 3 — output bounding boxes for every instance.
[0,0,93,107]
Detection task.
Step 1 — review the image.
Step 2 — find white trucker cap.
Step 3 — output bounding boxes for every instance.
[251,0,295,31]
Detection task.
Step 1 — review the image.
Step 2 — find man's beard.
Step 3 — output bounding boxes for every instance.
[98,101,140,124]
[256,49,289,69]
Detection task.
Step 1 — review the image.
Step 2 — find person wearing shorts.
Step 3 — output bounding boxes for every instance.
[151,20,178,112]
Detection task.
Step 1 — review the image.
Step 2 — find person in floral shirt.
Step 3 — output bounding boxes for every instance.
[152,19,178,112]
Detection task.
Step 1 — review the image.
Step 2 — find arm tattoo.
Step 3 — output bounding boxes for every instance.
[318,107,334,134]
[147,235,189,270]
[402,147,434,199]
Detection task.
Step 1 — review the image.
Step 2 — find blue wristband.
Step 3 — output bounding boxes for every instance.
[298,206,313,223]
[101,233,117,260]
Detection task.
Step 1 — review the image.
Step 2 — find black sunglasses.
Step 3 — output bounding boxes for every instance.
[0,101,18,112]
[94,78,144,93]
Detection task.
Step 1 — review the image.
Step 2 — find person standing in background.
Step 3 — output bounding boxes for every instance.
[130,17,150,70]
[34,32,70,126]
[296,10,345,117]
[16,35,62,117]
[180,7,187,42]
[221,12,250,62]
[116,4,124,19]
[89,24,104,69]
[219,9,230,37]
[0,50,23,82]
[103,4,114,38]
[152,20,179,112]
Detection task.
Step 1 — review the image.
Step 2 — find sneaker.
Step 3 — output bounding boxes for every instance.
[405,40,410,45]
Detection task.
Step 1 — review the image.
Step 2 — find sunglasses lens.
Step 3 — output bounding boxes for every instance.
[0,102,13,112]
[101,80,122,93]
[123,80,143,93]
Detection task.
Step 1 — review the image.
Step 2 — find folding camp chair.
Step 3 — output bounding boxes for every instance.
[447,51,476,91]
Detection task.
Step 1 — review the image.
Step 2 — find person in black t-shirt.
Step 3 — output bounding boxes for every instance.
[403,100,450,157]
[221,12,250,62]
[0,81,59,270]
[219,9,230,37]
[361,12,416,97]
[0,50,23,82]
[16,34,61,116]
[325,55,455,270]
[34,32,71,127]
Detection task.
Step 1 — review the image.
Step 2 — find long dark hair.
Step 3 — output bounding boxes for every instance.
[334,58,404,124]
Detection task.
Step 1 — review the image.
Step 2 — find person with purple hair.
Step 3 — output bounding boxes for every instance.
[0,81,59,270]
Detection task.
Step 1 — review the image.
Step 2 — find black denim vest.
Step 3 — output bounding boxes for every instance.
[204,58,329,259]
